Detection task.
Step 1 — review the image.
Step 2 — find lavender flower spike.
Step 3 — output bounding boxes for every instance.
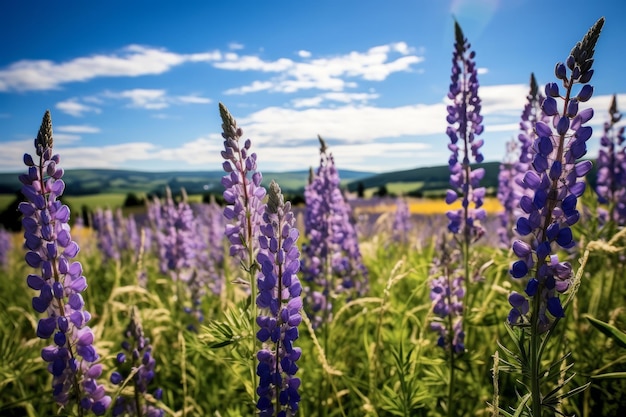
[507,17,604,330]
[595,94,626,224]
[445,21,486,243]
[110,307,164,417]
[219,102,266,270]
[0,227,11,268]
[256,180,302,416]
[19,111,111,415]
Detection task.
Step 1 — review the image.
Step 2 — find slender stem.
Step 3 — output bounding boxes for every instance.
[445,266,456,417]
[530,293,542,417]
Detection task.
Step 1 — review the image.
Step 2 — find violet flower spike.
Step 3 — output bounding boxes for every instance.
[392,196,412,244]
[595,94,626,225]
[219,102,266,271]
[445,21,486,243]
[507,18,604,331]
[19,111,111,415]
[256,180,302,417]
[498,74,548,247]
[0,227,11,268]
[301,136,367,328]
[110,307,164,417]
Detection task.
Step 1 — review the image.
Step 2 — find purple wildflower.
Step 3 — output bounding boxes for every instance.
[302,137,367,327]
[429,235,465,354]
[0,227,11,268]
[507,18,604,331]
[392,196,412,243]
[445,21,486,241]
[596,94,626,225]
[91,208,121,262]
[150,187,197,278]
[19,111,111,415]
[256,180,302,417]
[219,102,266,270]
[498,74,548,246]
[110,307,164,417]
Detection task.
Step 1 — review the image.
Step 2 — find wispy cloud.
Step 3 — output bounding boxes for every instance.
[55,98,102,117]
[291,92,380,108]
[104,89,169,109]
[176,94,212,104]
[223,42,424,94]
[56,125,101,134]
[0,45,222,92]
[0,42,423,99]
[103,89,212,110]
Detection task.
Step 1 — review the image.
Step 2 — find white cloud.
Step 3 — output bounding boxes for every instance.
[222,42,424,95]
[291,97,325,108]
[104,89,169,109]
[291,92,380,108]
[56,125,101,134]
[176,94,212,104]
[228,42,245,50]
[0,45,222,92]
[103,89,212,109]
[55,98,102,117]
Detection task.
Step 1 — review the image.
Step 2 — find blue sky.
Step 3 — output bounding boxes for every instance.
[1,0,625,174]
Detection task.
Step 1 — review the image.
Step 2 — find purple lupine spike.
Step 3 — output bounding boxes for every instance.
[19,111,111,415]
[445,21,486,242]
[91,208,121,262]
[0,227,11,268]
[429,235,465,354]
[110,307,164,417]
[507,18,604,331]
[498,74,548,247]
[392,196,412,244]
[255,180,302,417]
[302,136,368,328]
[219,102,266,271]
[497,138,519,247]
[192,198,226,296]
[155,187,197,277]
[596,94,626,225]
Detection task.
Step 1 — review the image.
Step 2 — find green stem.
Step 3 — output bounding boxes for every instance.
[530,293,542,417]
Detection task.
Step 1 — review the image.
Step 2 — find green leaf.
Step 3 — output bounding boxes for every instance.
[585,315,626,349]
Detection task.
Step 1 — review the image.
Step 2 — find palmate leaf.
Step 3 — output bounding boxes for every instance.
[585,315,626,349]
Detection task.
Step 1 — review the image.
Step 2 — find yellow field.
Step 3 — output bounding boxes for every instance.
[353,197,503,215]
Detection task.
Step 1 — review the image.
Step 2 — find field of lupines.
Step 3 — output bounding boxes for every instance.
[1,16,626,417]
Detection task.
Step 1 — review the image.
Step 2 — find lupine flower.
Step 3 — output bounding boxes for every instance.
[110,307,164,417]
[91,208,121,262]
[256,180,302,417]
[497,138,519,247]
[0,227,11,268]
[507,18,604,331]
[445,21,486,242]
[219,102,266,270]
[150,187,197,278]
[302,136,367,327]
[596,94,626,225]
[392,196,412,243]
[19,111,110,415]
[429,235,465,354]
[498,74,548,247]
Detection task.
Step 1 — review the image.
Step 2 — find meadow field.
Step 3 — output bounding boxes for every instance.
[1,15,625,417]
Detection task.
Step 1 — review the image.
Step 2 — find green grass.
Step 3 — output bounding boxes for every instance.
[64,193,129,211]
[1,202,625,417]
[0,194,15,212]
